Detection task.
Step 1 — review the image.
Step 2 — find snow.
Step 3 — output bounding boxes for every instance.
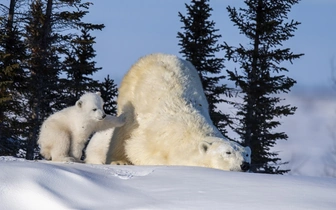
[1,156,335,210]
[273,93,336,177]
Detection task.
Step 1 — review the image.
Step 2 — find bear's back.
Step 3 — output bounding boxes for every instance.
[43,106,78,128]
[117,53,210,119]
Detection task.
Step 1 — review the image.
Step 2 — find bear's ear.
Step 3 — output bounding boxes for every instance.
[199,141,211,154]
[245,146,251,155]
[95,92,101,96]
[76,100,83,108]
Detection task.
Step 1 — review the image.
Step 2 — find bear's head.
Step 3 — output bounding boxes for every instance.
[75,92,107,121]
[199,137,251,172]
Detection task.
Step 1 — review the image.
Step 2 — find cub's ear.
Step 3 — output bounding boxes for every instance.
[199,141,212,154]
[76,100,83,108]
[95,92,101,96]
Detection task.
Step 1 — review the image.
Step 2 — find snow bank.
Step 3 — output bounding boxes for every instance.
[1,157,335,210]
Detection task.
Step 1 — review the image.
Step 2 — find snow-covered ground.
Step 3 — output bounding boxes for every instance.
[274,91,336,177]
[1,156,335,210]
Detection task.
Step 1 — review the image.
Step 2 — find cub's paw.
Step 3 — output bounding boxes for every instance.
[105,114,126,127]
[116,113,126,126]
[54,156,77,163]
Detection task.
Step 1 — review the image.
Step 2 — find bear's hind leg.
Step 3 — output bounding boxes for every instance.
[49,131,75,162]
[69,136,87,162]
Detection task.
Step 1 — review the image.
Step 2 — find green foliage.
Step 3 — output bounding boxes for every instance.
[61,22,105,107]
[99,75,118,115]
[223,0,304,174]
[0,1,27,157]
[177,0,233,137]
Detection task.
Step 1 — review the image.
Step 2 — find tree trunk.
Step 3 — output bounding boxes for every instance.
[26,0,53,160]
[245,0,263,171]
[42,0,52,51]
[0,0,16,155]
[7,0,15,30]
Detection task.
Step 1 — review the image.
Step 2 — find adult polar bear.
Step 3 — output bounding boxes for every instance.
[38,92,125,162]
[91,53,251,171]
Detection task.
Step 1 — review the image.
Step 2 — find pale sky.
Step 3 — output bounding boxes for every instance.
[1,0,334,91]
[84,0,336,92]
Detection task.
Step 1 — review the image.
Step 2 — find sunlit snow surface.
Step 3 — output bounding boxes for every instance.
[1,156,335,210]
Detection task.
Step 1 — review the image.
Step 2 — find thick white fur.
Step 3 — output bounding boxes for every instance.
[92,53,251,171]
[37,92,125,162]
[84,128,114,164]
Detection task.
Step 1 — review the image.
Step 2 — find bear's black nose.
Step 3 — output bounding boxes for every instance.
[102,114,106,119]
[240,162,250,172]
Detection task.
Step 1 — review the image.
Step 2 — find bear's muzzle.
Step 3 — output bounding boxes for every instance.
[240,162,250,172]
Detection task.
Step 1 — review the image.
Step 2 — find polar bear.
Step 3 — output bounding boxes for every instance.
[37,92,125,162]
[90,53,251,171]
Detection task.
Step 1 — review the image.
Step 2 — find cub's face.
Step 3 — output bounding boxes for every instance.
[76,92,106,121]
[199,138,251,172]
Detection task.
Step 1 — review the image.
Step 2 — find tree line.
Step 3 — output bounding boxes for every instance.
[0,0,303,174]
[0,0,118,159]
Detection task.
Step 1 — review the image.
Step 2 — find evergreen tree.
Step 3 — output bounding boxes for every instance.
[223,0,304,174]
[61,22,104,107]
[177,0,233,137]
[99,75,118,115]
[23,0,60,159]
[0,0,27,156]
[0,8,14,155]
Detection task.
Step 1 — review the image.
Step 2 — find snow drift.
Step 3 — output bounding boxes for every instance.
[1,157,335,210]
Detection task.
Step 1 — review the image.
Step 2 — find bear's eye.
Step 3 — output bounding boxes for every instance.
[226,151,231,155]
[92,108,97,111]
[246,154,249,157]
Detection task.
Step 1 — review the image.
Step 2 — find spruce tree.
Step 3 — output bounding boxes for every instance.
[99,75,118,115]
[0,12,13,154]
[0,15,17,155]
[23,0,60,159]
[0,0,27,156]
[223,0,304,174]
[177,0,233,137]
[61,22,104,107]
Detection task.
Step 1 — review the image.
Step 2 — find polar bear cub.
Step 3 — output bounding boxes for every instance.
[38,92,125,162]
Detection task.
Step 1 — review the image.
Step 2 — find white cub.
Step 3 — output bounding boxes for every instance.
[37,92,125,162]
[99,53,251,171]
